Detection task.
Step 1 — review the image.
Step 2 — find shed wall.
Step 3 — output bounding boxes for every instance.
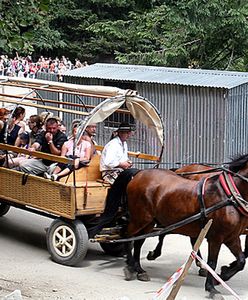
[37,73,246,168]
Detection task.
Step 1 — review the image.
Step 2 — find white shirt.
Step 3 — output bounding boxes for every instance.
[100,136,128,171]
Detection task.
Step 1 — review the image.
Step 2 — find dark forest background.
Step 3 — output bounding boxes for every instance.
[1,0,248,70]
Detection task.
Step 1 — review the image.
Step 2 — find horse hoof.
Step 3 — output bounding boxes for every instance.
[211,293,225,300]
[147,251,155,261]
[137,272,150,281]
[198,268,207,277]
[123,266,136,281]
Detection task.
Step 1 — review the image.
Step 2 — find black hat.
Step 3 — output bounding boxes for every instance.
[117,122,134,132]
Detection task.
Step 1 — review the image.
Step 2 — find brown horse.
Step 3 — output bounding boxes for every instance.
[147,164,220,265]
[122,154,248,297]
[147,163,248,263]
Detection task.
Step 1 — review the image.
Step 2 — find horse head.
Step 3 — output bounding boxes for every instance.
[228,153,248,200]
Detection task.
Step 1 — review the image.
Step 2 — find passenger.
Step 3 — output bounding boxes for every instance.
[59,121,67,135]
[3,131,30,169]
[82,123,97,157]
[39,111,54,130]
[0,108,10,143]
[19,117,67,176]
[100,122,134,184]
[6,116,23,146]
[44,121,91,181]
[0,108,10,165]
[15,114,44,147]
[12,106,26,131]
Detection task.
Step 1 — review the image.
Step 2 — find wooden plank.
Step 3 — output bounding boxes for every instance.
[0,97,89,116]
[166,219,213,300]
[0,143,73,164]
[0,92,130,114]
[95,145,159,161]
[0,76,124,97]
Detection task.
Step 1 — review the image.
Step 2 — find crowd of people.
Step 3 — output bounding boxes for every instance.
[0,54,88,78]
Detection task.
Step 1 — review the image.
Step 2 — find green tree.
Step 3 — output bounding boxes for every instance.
[0,0,64,55]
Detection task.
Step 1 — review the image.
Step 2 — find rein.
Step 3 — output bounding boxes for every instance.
[176,167,222,177]
[109,198,232,243]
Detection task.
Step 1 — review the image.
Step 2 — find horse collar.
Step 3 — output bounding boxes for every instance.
[219,172,248,217]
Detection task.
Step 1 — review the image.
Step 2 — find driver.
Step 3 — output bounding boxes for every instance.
[100,122,134,184]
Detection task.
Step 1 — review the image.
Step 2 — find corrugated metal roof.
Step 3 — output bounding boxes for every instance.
[64,63,248,89]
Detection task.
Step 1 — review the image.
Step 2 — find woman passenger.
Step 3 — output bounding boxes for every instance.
[44,121,91,181]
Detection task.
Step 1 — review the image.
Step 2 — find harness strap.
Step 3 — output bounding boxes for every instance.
[197,178,207,226]
[219,172,232,197]
[223,172,248,217]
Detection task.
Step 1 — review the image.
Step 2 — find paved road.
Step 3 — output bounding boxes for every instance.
[0,208,247,300]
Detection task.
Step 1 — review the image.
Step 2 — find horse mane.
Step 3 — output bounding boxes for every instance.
[228,153,248,172]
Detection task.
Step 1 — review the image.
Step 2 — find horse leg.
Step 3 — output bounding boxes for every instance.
[219,237,246,282]
[190,237,207,277]
[205,241,222,297]
[133,238,150,281]
[123,241,136,281]
[147,233,166,261]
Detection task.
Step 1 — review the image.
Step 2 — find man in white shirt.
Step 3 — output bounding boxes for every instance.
[100,122,133,184]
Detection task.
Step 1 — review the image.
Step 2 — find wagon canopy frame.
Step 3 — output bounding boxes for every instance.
[0,76,165,161]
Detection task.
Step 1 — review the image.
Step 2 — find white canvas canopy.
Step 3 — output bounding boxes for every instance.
[76,89,164,146]
[0,76,164,147]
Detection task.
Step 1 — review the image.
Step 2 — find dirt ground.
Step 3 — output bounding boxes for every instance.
[0,208,247,300]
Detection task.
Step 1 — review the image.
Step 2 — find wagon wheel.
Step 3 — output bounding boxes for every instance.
[0,201,10,217]
[46,219,88,266]
[100,242,125,257]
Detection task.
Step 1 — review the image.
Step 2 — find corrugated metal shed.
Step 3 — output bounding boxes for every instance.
[37,64,248,168]
[64,63,248,89]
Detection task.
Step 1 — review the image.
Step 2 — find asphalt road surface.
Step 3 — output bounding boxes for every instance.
[0,208,247,300]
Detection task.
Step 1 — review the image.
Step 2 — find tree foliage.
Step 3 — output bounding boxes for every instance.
[1,0,248,70]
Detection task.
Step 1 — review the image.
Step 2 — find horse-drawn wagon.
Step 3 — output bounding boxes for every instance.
[0,76,164,266]
[1,76,248,298]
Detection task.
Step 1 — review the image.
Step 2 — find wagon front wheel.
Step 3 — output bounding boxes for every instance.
[46,219,88,266]
[0,202,10,216]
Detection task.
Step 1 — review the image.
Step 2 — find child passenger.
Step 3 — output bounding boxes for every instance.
[44,121,91,181]
[3,131,30,168]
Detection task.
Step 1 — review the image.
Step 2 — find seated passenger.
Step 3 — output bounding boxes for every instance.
[12,106,26,131]
[82,123,98,157]
[0,108,10,144]
[3,131,30,168]
[44,121,91,181]
[15,114,44,147]
[0,107,23,146]
[19,117,67,176]
[100,122,134,184]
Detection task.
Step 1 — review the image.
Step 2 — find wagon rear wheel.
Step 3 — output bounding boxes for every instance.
[0,202,10,216]
[100,242,125,257]
[46,219,88,266]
